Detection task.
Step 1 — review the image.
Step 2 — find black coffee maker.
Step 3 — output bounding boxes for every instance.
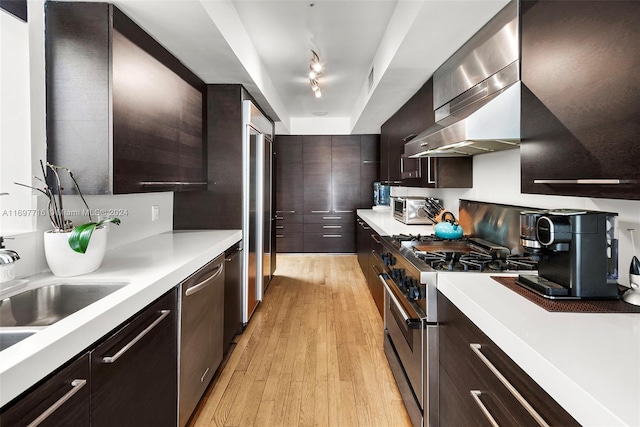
[518,209,619,299]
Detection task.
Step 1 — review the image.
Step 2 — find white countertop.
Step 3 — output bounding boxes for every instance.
[357,208,434,236]
[0,229,241,407]
[437,273,640,427]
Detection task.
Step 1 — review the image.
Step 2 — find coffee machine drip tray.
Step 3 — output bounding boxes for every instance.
[517,275,620,300]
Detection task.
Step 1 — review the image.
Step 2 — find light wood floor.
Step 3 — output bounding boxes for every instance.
[189,254,412,427]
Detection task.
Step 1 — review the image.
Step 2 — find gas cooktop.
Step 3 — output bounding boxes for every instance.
[387,234,538,273]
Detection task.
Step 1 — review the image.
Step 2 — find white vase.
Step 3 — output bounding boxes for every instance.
[44,226,108,277]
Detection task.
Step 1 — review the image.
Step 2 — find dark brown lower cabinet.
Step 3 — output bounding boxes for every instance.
[0,353,90,427]
[275,212,304,253]
[91,289,178,427]
[438,291,579,426]
[356,217,384,316]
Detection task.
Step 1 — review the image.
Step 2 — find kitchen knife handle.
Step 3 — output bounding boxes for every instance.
[470,344,550,427]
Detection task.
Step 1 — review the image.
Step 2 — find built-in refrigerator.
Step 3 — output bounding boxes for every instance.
[242,101,273,323]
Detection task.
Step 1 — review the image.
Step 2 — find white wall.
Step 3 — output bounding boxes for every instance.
[392,148,640,286]
[1,3,174,280]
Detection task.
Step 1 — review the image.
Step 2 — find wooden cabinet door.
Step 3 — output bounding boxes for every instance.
[91,289,178,427]
[332,135,361,212]
[274,135,304,215]
[520,0,640,200]
[360,135,379,208]
[0,353,90,427]
[386,114,403,184]
[303,135,332,213]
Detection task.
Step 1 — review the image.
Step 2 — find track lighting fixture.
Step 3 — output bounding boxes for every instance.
[309,50,324,98]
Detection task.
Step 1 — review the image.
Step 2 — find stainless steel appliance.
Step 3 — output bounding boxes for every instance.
[405,0,520,158]
[242,101,274,323]
[518,210,619,299]
[393,197,432,225]
[379,200,540,427]
[179,253,225,427]
[223,242,243,352]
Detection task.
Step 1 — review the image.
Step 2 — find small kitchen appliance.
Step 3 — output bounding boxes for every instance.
[520,210,547,252]
[393,197,433,225]
[518,210,619,299]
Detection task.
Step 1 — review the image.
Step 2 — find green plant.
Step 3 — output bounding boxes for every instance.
[15,161,120,253]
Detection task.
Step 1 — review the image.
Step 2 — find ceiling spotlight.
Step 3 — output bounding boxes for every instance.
[315,90,322,98]
[311,50,322,73]
[310,79,319,92]
[309,70,316,79]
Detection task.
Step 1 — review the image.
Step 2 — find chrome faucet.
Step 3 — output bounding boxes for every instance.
[0,236,20,264]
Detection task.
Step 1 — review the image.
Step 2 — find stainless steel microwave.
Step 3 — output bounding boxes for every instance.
[393,197,432,224]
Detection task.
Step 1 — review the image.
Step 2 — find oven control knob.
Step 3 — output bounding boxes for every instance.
[391,268,404,280]
[403,276,412,289]
[409,286,419,300]
[381,252,397,266]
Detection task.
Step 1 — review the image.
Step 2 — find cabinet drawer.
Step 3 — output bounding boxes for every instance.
[91,289,177,427]
[275,223,303,233]
[438,292,579,427]
[303,222,355,233]
[0,353,90,427]
[304,232,355,253]
[274,212,303,223]
[276,233,304,253]
[303,213,355,224]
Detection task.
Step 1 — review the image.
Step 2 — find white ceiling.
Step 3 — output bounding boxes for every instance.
[106,0,510,134]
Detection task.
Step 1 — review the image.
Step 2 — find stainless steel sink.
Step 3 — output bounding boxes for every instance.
[0,282,129,328]
[0,327,44,351]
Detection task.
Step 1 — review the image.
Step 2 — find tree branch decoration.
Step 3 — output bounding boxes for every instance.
[15,161,120,253]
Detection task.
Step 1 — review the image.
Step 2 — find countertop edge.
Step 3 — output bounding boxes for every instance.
[0,229,242,407]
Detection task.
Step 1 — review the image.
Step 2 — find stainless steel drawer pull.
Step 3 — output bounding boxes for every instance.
[27,379,87,427]
[334,210,353,213]
[533,179,633,185]
[200,367,210,383]
[311,210,330,214]
[102,310,171,364]
[185,263,224,296]
[140,181,207,187]
[470,390,499,427]
[275,210,296,213]
[371,234,381,244]
[322,216,341,220]
[323,234,342,238]
[276,225,284,229]
[275,216,284,220]
[323,225,341,229]
[276,234,284,238]
[470,344,550,427]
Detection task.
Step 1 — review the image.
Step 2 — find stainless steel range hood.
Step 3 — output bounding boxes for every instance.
[405,0,520,158]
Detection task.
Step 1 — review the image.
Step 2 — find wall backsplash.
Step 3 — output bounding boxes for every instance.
[8,192,173,280]
[391,148,640,286]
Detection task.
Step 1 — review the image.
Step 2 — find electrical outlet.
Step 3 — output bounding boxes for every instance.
[151,205,159,221]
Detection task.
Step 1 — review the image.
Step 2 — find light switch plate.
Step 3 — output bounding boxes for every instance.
[151,205,159,221]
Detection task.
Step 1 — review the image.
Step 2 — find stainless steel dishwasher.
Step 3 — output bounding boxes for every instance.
[179,253,225,427]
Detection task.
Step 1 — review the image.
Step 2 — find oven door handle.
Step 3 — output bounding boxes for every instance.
[379,275,422,328]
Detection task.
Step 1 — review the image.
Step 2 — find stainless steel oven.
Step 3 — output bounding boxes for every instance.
[379,237,438,427]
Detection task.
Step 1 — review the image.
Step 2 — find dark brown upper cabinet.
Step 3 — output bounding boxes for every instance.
[45,2,206,195]
[381,78,472,188]
[520,0,639,200]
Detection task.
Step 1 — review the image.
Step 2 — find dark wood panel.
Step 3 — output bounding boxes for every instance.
[520,0,640,200]
[274,212,303,224]
[303,222,355,233]
[91,290,178,427]
[275,223,303,233]
[303,232,355,253]
[332,136,361,212]
[274,135,303,214]
[303,135,332,213]
[303,213,354,224]
[275,233,304,253]
[434,157,473,188]
[45,1,111,194]
[0,353,90,427]
[113,29,202,193]
[0,0,27,21]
